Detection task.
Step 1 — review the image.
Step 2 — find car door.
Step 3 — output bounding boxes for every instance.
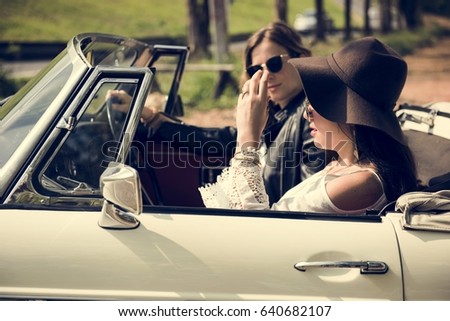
[0,208,403,300]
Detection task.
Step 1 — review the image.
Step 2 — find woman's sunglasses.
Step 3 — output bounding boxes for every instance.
[246,54,289,77]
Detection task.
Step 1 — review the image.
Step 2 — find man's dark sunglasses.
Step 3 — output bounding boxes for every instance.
[246,54,289,77]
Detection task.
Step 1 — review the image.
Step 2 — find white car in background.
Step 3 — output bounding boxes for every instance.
[294,8,335,33]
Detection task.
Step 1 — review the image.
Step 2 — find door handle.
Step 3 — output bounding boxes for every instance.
[294,261,389,274]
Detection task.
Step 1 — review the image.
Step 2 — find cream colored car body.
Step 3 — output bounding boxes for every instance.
[1,206,449,300]
[0,209,398,300]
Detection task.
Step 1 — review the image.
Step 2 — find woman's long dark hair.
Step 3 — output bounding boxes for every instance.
[354,125,418,202]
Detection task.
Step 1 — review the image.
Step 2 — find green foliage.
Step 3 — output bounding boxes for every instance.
[378,28,438,55]
[0,0,186,41]
[228,0,314,34]
[179,52,242,112]
[0,0,339,42]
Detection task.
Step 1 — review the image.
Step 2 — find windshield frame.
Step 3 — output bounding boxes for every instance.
[0,44,88,197]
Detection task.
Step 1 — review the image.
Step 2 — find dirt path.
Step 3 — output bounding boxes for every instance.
[183,16,450,127]
[399,14,450,106]
[399,37,450,105]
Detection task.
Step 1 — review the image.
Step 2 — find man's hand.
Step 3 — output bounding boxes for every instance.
[105,89,132,113]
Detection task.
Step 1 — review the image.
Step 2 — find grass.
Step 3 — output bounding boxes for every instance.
[0,0,447,111]
[1,0,363,42]
[1,0,324,41]
[0,0,336,104]
[1,0,186,40]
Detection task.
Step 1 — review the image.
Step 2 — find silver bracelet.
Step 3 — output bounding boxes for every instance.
[233,147,260,166]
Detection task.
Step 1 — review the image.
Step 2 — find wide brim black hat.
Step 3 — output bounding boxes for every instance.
[289,36,407,144]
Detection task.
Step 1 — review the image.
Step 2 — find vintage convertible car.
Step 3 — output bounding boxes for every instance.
[0,33,449,301]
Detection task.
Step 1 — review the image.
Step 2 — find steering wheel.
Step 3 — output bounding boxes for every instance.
[106,96,126,140]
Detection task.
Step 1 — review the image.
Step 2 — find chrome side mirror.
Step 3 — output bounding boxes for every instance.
[98,162,142,229]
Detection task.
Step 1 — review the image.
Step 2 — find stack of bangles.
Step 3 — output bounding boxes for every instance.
[233,147,260,166]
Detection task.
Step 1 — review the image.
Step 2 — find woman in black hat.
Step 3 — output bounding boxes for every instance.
[199,37,417,214]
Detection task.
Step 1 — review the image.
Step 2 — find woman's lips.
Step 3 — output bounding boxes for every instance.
[267,83,281,92]
[310,124,317,136]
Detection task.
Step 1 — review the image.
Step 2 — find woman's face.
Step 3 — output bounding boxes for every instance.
[304,104,352,154]
[250,39,302,108]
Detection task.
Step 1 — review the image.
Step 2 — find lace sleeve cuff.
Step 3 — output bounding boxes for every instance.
[199,152,269,210]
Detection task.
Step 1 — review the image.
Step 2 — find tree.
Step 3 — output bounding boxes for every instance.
[209,0,229,63]
[186,0,211,59]
[398,0,422,30]
[363,0,372,35]
[275,0,288,23]
[315,0,326,42]
[343,0,352,41]
[379,0,393,34]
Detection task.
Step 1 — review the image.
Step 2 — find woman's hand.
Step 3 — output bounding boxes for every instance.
[235,69,269,150]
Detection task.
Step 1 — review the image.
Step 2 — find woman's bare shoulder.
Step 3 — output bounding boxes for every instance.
[325,168,383,211]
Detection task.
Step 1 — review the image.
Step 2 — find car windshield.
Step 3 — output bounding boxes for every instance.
[77,34,143,68]
[0,51,74,169]
[0,35,143,171]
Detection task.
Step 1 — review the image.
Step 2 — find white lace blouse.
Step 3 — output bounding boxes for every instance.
[199,156,388,214]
